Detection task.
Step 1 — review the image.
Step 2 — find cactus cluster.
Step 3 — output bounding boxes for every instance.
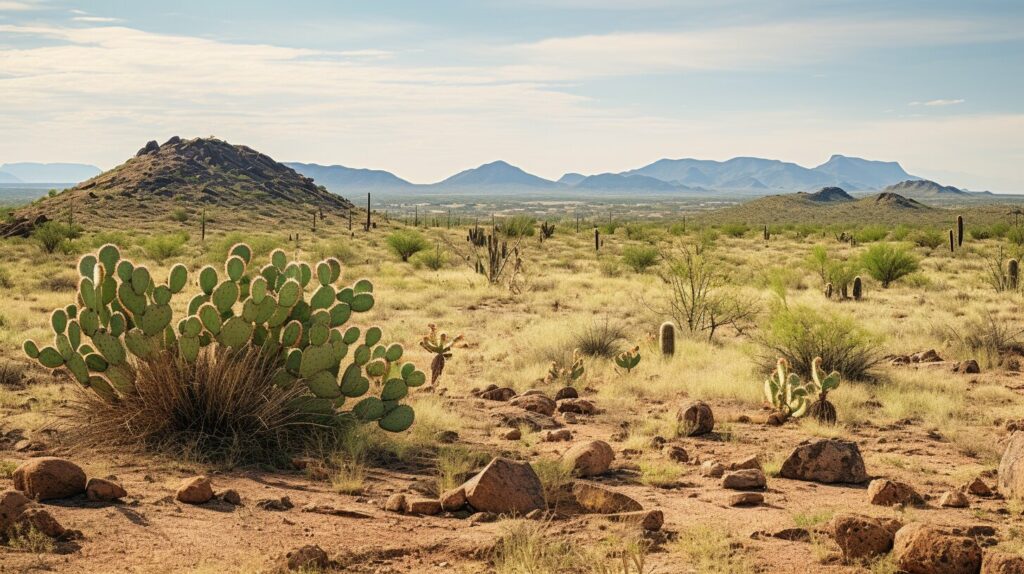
[420,324,462,386]
[539,221,555,240]
[546,349,584,385]
[24,243,425,433]
[807,357,841,425]
[467,223,486,247]
[614,346,641,373]
[763,357,840,425]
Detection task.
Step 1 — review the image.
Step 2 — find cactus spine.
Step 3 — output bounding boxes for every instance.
[852,276,862,300]
[659,322,675,357]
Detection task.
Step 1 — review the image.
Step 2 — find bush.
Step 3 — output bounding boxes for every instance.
[910,229,945,249]
[861,243,919,287]
[853,225,888,243]
[759,303,883,381]
[499,215,536,238]
[573,320,626,358]
[387,230,429,262]
[1010,226,1024,246]
[413,245,446,270]
[622,245,658,273]
[32,222,74,253]
[170,208,190,223]
[720,223,749,238]
[142,232,189,261]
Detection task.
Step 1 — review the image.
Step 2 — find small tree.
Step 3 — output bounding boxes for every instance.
[386,230,428,262]
[861,243,918,288]
[622,245,658,273]
[33,222,71,253]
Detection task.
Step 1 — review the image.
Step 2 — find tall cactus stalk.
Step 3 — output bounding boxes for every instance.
[957,214,964,247]
[594,228,600,251]
[659,322,675,357]
[949,229,955,252]
[852,276,862,300]
[1010,258,1019,290]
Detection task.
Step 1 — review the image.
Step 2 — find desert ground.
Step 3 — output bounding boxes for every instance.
[3,207,1024,574]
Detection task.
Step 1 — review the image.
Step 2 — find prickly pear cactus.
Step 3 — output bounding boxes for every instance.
[24,242,425,433]
[614,346,641,373]
[807,357,840,425]
[763,357,813,423]
[546,348,584,385]
[420,324,462,386]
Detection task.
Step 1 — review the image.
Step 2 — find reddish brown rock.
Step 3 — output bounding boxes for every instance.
[385,494,407,513]
[605,509,664,530]
[405,498,442,515]
[557,398,596,415]
[939,490,969,508]
[998,432,1024,499]
[828,513,901,561]
[86,478,127,501]
[175,476,214,504]
[677,401,714,436]
[779,439,868,484]
[460,457,545,515]
[867,479,924,507]
[0,489,32,532]
[480,387,517,401]
[572,482,642,514]
[440,487,467,511]
[510,394,556,416]
[982,551,1024,574]
[561,440,615,477]
[722,469,766,491]
[728,492,764,507]
[284,545,329,571]
[894,523,982,574]
[12,457,87,501]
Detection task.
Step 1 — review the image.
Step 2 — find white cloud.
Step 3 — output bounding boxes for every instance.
[909,99,966,107]
[0,1,43,11]
[72,16,121,23]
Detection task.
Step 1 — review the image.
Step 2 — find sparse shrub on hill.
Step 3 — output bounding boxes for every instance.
[23,243,426,462]
[32,221,78,254]
[720,223,749,238]
[141,232,189,262]
[413,244,446,271]
[499,215,536,237]
[911,228,945,249]
[387,230,429,262]
[806,245,859,297]
[853,224,888,243]
[622,245,659,273]
[1009,226,1024,246]
[861,243,918,288]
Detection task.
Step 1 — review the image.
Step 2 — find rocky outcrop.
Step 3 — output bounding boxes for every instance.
[893,523,982,574]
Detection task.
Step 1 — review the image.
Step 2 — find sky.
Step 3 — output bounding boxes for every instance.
[0,0,1022,191]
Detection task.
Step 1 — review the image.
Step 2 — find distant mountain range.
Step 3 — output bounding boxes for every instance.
[0,162,101,184]
[287,153,937,195]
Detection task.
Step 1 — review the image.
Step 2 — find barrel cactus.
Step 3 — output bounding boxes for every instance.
[24,243,425,433]
[807,357,840,425]
[659,322,675,356]
[852,276,862,301]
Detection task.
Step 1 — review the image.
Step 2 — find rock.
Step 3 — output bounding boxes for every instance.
[912,349,942,363]
[700,461,726,478]
[958,359,981,374]
[510,394,556,416]
[440,487,467,511]
[385,494,407,513]
[86,478,127,501]
[562,412,578,424]
[561,440,615,477]
[728,492,763,507]
[480,387,517,401]
[677,401,714,436]
[136,140,160,156]
[555,387,578,400]
[490,407,560,431]
[867,479,925,507]
[219,489,242,506]
[0,489,32,532]
[998,431,1024,499]
[435,430,459,444]
[545,429,572,442]
[939,490,969,508]
[665,445,689,463]
[405,498,442,515]
[572,482,643,514]
[525,508,545,520]
[982,551,1024,574]
[12,457,87,501]
[502,428,522,440]
[256,496,294,511]
[750,528,810,542]
[164,135,181,146]
[557,398,596,415]
[729,455,761,471]
[175,476,214,504]
[722,469,766,491]
[16,507,66,538]
[460,457,545,515]
[779,439,869,484]
[893,523,982,574]
[965,477,993,497]
[469,511,498,524]
[284,544,329,571]
[605,509,664,531]
[828,514,901,561]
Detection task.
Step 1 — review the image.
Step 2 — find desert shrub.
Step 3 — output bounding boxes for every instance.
[889,225,911,241]
[941,311,1024,367]
[413,244,446,271]
[89,231,133,249]
[861,243,919,287]
[141,232,189,261]
[624,223,656,242]
[32,221,74,253]
[911,228,945,249]
[0,360,25,387]
[720,223,749,238]
[386,230,428,262]
[1009,226,1024,246]
[622,245,658,273]
[0,266,12,289]
[499,215,536,238]
[854,224,888,243]
[170,208,189,223]
[758,303,882,380]
[668,222,687,236]
[573,320,626,358]
[599,221,620,235]
[211,232,281,261]
[598,257,622,277]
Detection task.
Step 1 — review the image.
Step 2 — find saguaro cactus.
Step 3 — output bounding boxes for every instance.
[957,215,964,247]
[949,229,955,252]
[659,322,675,356]
[852,276,862,300]
[1010,259,1019,290]
[594,228,600,251]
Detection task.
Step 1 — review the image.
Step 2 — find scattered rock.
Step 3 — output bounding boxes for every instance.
[490,407,561,431]
[555,387,578,400]
[460,457,546,515]
[525,508,545,520]
[965,477,993,497]
[678,401,714,436]
[573,482,643,514]
[867,479,925,507]
[440,487,467,512]
[562,412,578,424]
[480,387,517,401]
[956,359,981,374]
[605,509,664,530]
[502,428,522,440]
[779,438,869,484]
[0,489,32,532]
[722,469,766,491]
[561,440,615,477]
[665,445,689,463]
[998,432,1024,499]
[283,544,329,571]
[893,523,982,574]
[12,457,87,501]
[557,398,596,415]
[385,494,407,513]
[469,511,498,524]
[256,496,294,511]
[828,513,901,561]
[751,528,810,542]
[728,455,762,471]
[701,461,726,478]
[86,478,127,501]
[219,489,242,506]
[939,490,970,508]
[911,349,943,363]
[16,507,66,538]
[728,492,763,507]
[405,498,442,515]
[510,394,556,417]
[982,551,1024,574]
[435,430,460,444]
[545,429,572,442]
[175,476,214,504]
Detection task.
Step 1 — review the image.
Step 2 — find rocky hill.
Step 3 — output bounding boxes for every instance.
[5,137,353,231]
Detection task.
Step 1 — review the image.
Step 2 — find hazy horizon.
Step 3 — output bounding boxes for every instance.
[1,0,1022,191]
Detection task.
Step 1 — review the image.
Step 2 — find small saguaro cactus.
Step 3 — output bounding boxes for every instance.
[659,322,675,356]
[419,324,462,386]
[594,228,600,251]
[949,229,955,252]
[1010,258,1020,290]
[763,225,770,241]
[614,346,641,373]
[546,349,584,385]
[763,358,813,425]
[957,214,964,247]
[852,276,862,300]
[824,282,833,299]
[807,357,841,425]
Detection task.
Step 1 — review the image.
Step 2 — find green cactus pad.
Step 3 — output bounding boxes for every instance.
[198,266,218,295]
[270,368,296,388]
[403,368,426,387]
[211,280,239,313]
[350,293,374,313]
[305,370,341,398]
[298,263,312,287]
[65,353,90,384]
[270,249,287,271]
[104,364,135,394]
[336,287,353,304]
[79,309,99,336]
[38,347,64,368]
[23,340,40,359]
[124,328,154,358]
[140,304,172,336]
[88,375,118,402]
[249,276,268,304]
[78,254,97,279]
[352,397,384,421]
[93,332,126,365]
[130,266,151,296]
[308,323,329,346]
[219,317,253,348]
[310,285,336,310]
[353,279,373,294]
[225,255,246,282]
[97,244,121,273]
[326,258,342,283]
[187,294,208,315]
[340,364,370,397]
[67,321,82,349]
[384,344,403,362]
[298,344,335,378]
[363,326,382,347]
[342,326,360,345]
[51,309,68,334]
[380,378,408,401]
[117,282,147,316]
[327,303,351,327]
[79,277,97,310]
[177,334,200,362]
[277,279,301,308]
[168,264,188,293]
[55,333,74,360]
[153,285,172,306]
[115,259,134,283]
[365,358,387,378]
[85,353,108,371]
[229,242,252,264]
[378,404,414,432]
[353,345,371,366]
[198,304,223,334]
[180,316,202,337]
[108,312,127,337]
[316,261,331,286]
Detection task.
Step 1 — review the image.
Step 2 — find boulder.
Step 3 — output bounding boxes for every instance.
[16,507,65,538]
[440,487,467,511]
[828,513,901,561]
[605,509,664,531]
[728,455,761,471]
[86,478,127,501]
[982,551,1024,574]
[867,479,924,507]
[701,461,726,478]
[728,492,763,507]
[893,523,982,574]
[555,387,578,400]
[677,401,714,436]
[572,482,642,514]
[219,489,242,506]
[779,439,868,484]
[385,494,406,513]
[490,407,560,431]
[557,398,596,415]
[545,429,572,442]
[911,349,942,363]
[939,490,970,508]
[480,387,517,401]
[665,445,689,463]
[561,440,615,477]
[0,489,32,532]
[284,545,330,571]
[136,140,160,156]
[510,394,556,416]
[965,477,993,497]
[722,469,766,491]
[998,431,1024,499]
[12,457,87,501]
[502,428,522,440]
[175,476,214,504]
[460,457,545,515]
[405,498,441,515]
[957,360,981,374]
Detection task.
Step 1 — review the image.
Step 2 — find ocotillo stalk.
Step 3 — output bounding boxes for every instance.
[594,228,600,251]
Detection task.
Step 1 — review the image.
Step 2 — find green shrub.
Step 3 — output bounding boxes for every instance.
[170,208,190,223]
[499,215,536,238]
[759,303,882,380]
[32,222,74,253]
[861,243,919,287]
[622,245,659,272]
[142,232,189,261]
[386,230,429,262]
[1009,226,1024,246]
[911,229,945,249]
[413,245,446,270]
[854,225,888,243]
[720,223,749,238]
